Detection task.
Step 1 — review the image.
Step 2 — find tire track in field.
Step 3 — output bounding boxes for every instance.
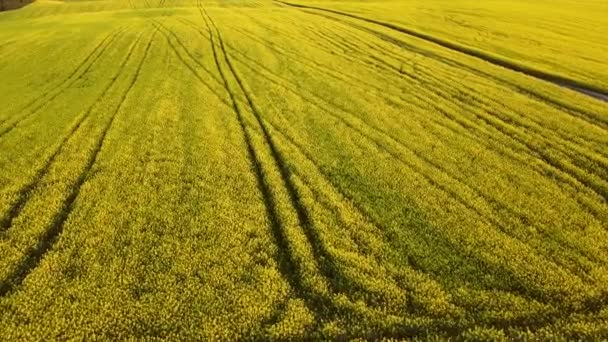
[226,48,522,232]
[423,62,608,159]
[260,93,606,276]
[367,50,608,202]
[0,28,157,298]
[286,8,608,130]
[226,25,405,105]
[236,8,607,311]
[195,0,308,300]
[151,21,231,109]
[267,122,608,322]
[0,32,143,234]
[304,10,607,141]
[260,119,579,317]
[257,116,434,271]
[255,18,604,191]
[215,28,357,299]
[304,31,608,301]
[337,34,608,209]
[195,2,356,333]
[447,94,608,202]
[197,5,479,337]
[333,25,608,160]
[227,45,500,213]
[219,22,546,311]
[406,53,608,154]
[380,55,608,202]
[226,20,519,148]
[1,28,124,123]
[409,83,608,220]
[406,81,608,220]
[152,19,223,88]
[0,27,129,139]
[227,22,500,146]
[226,22,489,152]
[201,3,356,297]
[201,5,603,334]
[224,48,601,302]
[291,45,606,274]
[272,15,608,204]
[220,26,497,228]
[274,1,608,107]
[230,14,600,207]
[0,32,120,127]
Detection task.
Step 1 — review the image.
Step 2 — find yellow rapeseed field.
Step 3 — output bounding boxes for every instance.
[0,0,606,339]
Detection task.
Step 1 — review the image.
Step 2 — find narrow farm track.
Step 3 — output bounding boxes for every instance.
[196,8,457,338]
[0,34,139,233]
[0,27,158,297]
[0,27,130,138]
[224,33,608,258]
[275,6,608,132]
[203,1,359,324]
[0,0,607,340]
[274,0,608,104]
[229,13,603,211]
[196,0,318,311]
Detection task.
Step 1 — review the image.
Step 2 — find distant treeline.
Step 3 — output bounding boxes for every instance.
[0,0,33,11]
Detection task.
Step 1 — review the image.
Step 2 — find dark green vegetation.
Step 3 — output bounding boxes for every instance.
[0,0,33,11]
[0,0,607,340]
